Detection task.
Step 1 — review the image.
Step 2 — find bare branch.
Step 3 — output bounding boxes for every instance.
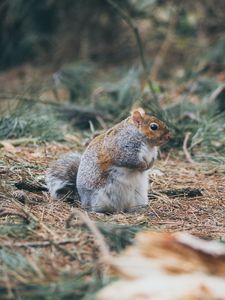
[106,0,160,108]
[183,132,196,164]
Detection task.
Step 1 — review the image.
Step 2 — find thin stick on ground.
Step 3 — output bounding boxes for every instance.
[183,132,196,164]
[1,238,80,248]
[69,209,111,262]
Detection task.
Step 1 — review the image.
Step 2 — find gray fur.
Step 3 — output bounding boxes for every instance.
[46,120,159,212]
[46,153,81,200]
[76,122,154,212]
[108,123,148,168]
[77,167,149,213]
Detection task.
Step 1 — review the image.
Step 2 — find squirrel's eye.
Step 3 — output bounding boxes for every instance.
[150,123,159,131]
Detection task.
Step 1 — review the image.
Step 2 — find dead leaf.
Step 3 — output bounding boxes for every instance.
[97,232,225,300]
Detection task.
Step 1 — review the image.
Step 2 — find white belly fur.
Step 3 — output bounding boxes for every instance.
[90,145,158,212]
[92,167,149,212]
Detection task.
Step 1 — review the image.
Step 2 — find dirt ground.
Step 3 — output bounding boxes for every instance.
[0,142,224,293]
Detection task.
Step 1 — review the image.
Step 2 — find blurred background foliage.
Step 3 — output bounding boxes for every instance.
[1,0,225,71]
[0,0,224,161]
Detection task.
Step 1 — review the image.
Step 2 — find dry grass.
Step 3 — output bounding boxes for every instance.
[0,142,224,298]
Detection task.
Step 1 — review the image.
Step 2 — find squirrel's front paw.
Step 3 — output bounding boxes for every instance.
[141,158,155,171]
[147,159,155,169]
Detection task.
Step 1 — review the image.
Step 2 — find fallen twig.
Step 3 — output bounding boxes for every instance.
[67,209,111,262]
[209,82,225,103]
[1,238,80,248]
[183,132,196,164]
[149,188,203,200]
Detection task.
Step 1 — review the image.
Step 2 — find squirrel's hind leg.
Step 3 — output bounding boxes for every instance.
[80,189,116,213]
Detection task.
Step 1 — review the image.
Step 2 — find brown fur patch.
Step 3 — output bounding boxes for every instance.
[86,132,113,183]
[89,121,127,173]
[97,151,112,173]
[129,115,170,146]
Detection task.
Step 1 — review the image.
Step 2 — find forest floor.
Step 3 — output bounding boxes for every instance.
[0,141,224,299]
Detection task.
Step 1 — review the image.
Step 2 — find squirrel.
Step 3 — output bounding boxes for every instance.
[46,108,170,213]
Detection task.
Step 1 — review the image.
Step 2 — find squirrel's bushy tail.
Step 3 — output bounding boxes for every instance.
[46,153,81,201]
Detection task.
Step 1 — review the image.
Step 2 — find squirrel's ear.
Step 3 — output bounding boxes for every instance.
[131,108,145,125]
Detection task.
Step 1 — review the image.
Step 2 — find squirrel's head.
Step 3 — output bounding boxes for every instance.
[130,108,170,146]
